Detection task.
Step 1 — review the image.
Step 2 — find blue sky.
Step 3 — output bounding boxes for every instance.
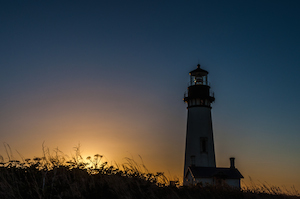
[1,0,300,189]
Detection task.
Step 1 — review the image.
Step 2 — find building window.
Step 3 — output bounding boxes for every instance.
[200,137,208,153]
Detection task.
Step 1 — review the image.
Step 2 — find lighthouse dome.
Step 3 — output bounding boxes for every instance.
[189,64,208,76]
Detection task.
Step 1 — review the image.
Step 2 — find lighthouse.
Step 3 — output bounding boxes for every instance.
[183,64,216,175]
[183,64,243,187]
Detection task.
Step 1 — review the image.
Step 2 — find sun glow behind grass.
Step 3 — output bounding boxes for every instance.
[1,142,300,194]
[0,144,299,198]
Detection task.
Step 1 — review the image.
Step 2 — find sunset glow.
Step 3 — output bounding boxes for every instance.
[1,0,300,192]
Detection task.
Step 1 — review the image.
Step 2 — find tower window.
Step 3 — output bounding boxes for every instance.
[200,137,208,153]
[190,155,195,166]
[205,100,209,106]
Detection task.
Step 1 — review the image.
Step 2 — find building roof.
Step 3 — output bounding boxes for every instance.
[186,166,244,179]
[189,64,208,76]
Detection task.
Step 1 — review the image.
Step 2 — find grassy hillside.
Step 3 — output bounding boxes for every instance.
[0,147,299,199]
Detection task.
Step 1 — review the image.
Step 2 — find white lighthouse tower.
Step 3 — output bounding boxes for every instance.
[183,64,243,187]
[183,64,216,176]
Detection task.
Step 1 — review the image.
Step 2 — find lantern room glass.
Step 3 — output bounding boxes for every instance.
[190,75,208,86]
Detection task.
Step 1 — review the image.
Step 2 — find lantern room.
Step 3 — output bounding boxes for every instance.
[189,64,209,86]
[184,64,215,108]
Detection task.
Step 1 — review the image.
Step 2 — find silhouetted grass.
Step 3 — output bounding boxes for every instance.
[0,145,299,199]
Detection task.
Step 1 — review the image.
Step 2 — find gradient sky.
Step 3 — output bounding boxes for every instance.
[1,0,300,190]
